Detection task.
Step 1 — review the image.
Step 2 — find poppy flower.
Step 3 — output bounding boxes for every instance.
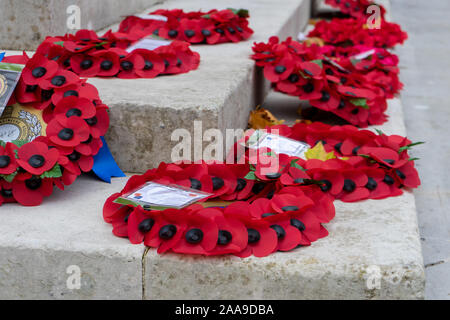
[171,209,220,255]
[15,79,41,104]
[0,180,16,205]
[224,202,278,258]
[394,161,420,189]
[16,141,59,176]
[70,54,101,77]
[132,49,165,78]
[335,170,370,202]
[40,69,80,90]
[22,54,59,86]
[47,117,90,147]
[117,51,145,79]
[54,96,96,122]
[280,165,311,186]
[12,177,54,207]
[263,58,295,82]
[0,143,19,175]
[204,211,248,256]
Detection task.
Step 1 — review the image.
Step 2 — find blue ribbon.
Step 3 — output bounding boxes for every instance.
[92,137,126,183]
[0,52,5,63]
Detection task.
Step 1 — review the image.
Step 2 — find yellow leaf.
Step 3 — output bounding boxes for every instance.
[248,107,284,129]
[305,142,336,161]
[304,37,325,47]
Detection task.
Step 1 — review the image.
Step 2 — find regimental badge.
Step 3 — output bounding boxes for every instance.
[0,62,24,116]
[0,103,47,143]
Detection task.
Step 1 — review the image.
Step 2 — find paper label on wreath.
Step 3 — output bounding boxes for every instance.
[243,130,310,160]
[0,103,46,143]
[115,182,212,209]
[0,62,24,117]
[352,49,376,61]
[126,35,172,52]
[133,14,168,22]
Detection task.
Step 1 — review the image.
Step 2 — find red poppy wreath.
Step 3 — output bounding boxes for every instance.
[33,28,200,79]
[118,8,254,45]
[324,0,387,20]
[103,122,421,257]
[251,37,403,127]
[0,52,109,206]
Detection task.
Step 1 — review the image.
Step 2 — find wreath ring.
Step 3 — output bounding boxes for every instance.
[0,52,110,206]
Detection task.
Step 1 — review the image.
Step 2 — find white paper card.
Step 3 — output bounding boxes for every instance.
[352,49,376,60]
[133,14,168,21]
[126,37,172,52]
[244,130,310,159]
[124,182,211,209]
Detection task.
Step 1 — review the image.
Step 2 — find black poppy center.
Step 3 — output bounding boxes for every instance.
[63,90,79,97]
[396,169,406,180]
[338,100,346,109]
[190,178,202,190]
[26,85,38,93]
[217,230,232,245]
[100,60,113,71]
[282,205,299,212]
[343,179,356,192]
[1,188,13,198]
[32,67,47,78]
[291,219,306,231]
[383,175,395,185]
[294,178,305,184]
[184,30,195,38]
[365,177,378,190]
[68,151,81,162]
[265,172,281,180]
[262,213,276,218]
[320,91,331,102]
[212,177,224,190]
[247,229,261,244]
[25,177,42,190]
[80,59,93,70]
[121,61,133,71]
[168,30,178,38]
[144,61,154,70]
[334,142,343,153]
[185,228,204,244]
[352,146,361,156]
[159,225,177,240]
[138,218,155,234]
[51,75,66,87]
[66,108,82,118]
[275,65,286,74]
[201,29,211,37]
[288,74,299,83]
[28,155,45,168]
[215,28,224,34]
[320,180,332,192]
[58,128,74,141]
[235,178,247,192]
[270,225,286,239]
[383,159,395,165]
[0,155,11,168]
[85,116,97,126]
[252,182,265,194]
[302,83,314,93]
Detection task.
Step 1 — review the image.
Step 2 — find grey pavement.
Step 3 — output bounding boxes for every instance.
[391,0,450,300]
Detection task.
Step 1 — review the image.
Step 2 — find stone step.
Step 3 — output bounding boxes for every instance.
[0,0,162,50]
[0,97,425,299]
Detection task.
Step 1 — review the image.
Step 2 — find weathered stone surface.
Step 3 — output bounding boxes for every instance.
[0,0,161,50]
[0,175,143,300]
[143,98,425,300]
[87,0,312,172]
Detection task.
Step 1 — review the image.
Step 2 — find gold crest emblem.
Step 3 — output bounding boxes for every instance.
[0,73,7,99]
[0,103,47,143]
